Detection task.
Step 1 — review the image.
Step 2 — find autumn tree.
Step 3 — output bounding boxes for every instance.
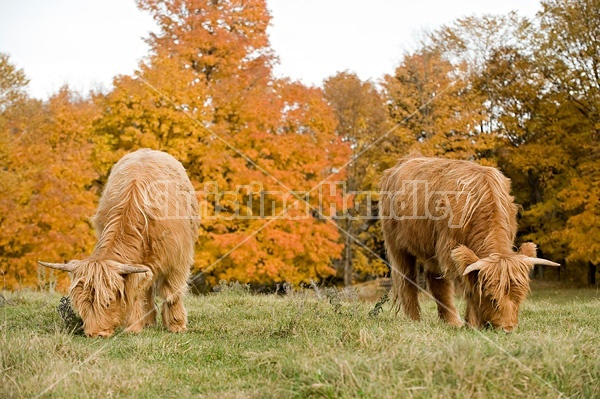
[93,0,350,287]
[0,53,29,112]
[323,72,395,285]
[383,46,496,162]
[517,0,600,278]
[431,13,535,141]
[4,0,597,290]
[0,78,99,290]
[423,2,599,283]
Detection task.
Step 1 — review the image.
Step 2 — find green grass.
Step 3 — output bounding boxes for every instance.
[1,285,598,398]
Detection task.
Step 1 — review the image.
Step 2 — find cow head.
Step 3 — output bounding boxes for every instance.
[38,260,150,337]
[451,243,559,332]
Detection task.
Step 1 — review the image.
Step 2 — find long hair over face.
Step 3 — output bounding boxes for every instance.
[69,260,126,337]
[466,254,532,331]
[476,255,531,304]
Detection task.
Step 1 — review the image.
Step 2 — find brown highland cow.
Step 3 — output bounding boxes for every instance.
[380,157,559,332]
[40,149,199,337]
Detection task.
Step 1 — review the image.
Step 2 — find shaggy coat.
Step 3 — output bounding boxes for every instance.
[40,149,199,337]
[380,157,558,331]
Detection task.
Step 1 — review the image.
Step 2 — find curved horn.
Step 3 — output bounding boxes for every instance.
[38,261,77,272]
[522,257,561,267]
[115,264,151,274]
[462,259,487,275]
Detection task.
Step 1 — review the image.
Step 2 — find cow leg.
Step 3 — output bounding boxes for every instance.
[161,295,187,333]
[389,249,420,321]
[124,297,146,334]
[425,269,462,327]
[464,296,482,328]
[158,275,188,333]
[465,299,477,327]
[142,284,157,327]
[124,273,153,334]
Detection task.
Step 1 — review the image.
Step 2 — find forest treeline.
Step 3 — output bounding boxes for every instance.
[1,0,598,291]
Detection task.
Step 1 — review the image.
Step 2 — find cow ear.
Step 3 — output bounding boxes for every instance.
[115,264,151,275]
[518,242,537,258]
[451,245,480,273]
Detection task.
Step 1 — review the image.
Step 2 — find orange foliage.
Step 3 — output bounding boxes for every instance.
[0,88,100,290]
[94,0,350,287]
[2,0,597,291]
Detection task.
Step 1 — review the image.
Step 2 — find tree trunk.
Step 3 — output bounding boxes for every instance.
[589,262,597,286]
[343,231,353,287]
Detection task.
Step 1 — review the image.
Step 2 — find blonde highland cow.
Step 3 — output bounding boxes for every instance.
[380,157,559,332]
[40,149,199,337]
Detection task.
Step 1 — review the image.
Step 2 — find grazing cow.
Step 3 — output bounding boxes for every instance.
[380,157,559,332]
[40,149,199,337]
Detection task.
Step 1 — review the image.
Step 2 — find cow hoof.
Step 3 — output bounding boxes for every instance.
[447,319,464,328]
[167,324,186,333]
[87,330,114,338]
[124,325,144,334]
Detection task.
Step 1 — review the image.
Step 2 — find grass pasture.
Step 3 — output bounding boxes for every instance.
[1,285,599,398]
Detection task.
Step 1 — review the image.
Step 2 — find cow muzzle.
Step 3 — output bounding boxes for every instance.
[501,324,516,333]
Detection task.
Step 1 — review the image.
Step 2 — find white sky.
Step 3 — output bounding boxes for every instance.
[0,0,541,100]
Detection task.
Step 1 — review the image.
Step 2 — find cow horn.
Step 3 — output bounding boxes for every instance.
[462,259,487,275]
[38,261,77,272]
[522,257,561,267]
[116,264,151,274]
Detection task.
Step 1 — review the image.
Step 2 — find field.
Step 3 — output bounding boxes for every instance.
[1,284,599,398]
